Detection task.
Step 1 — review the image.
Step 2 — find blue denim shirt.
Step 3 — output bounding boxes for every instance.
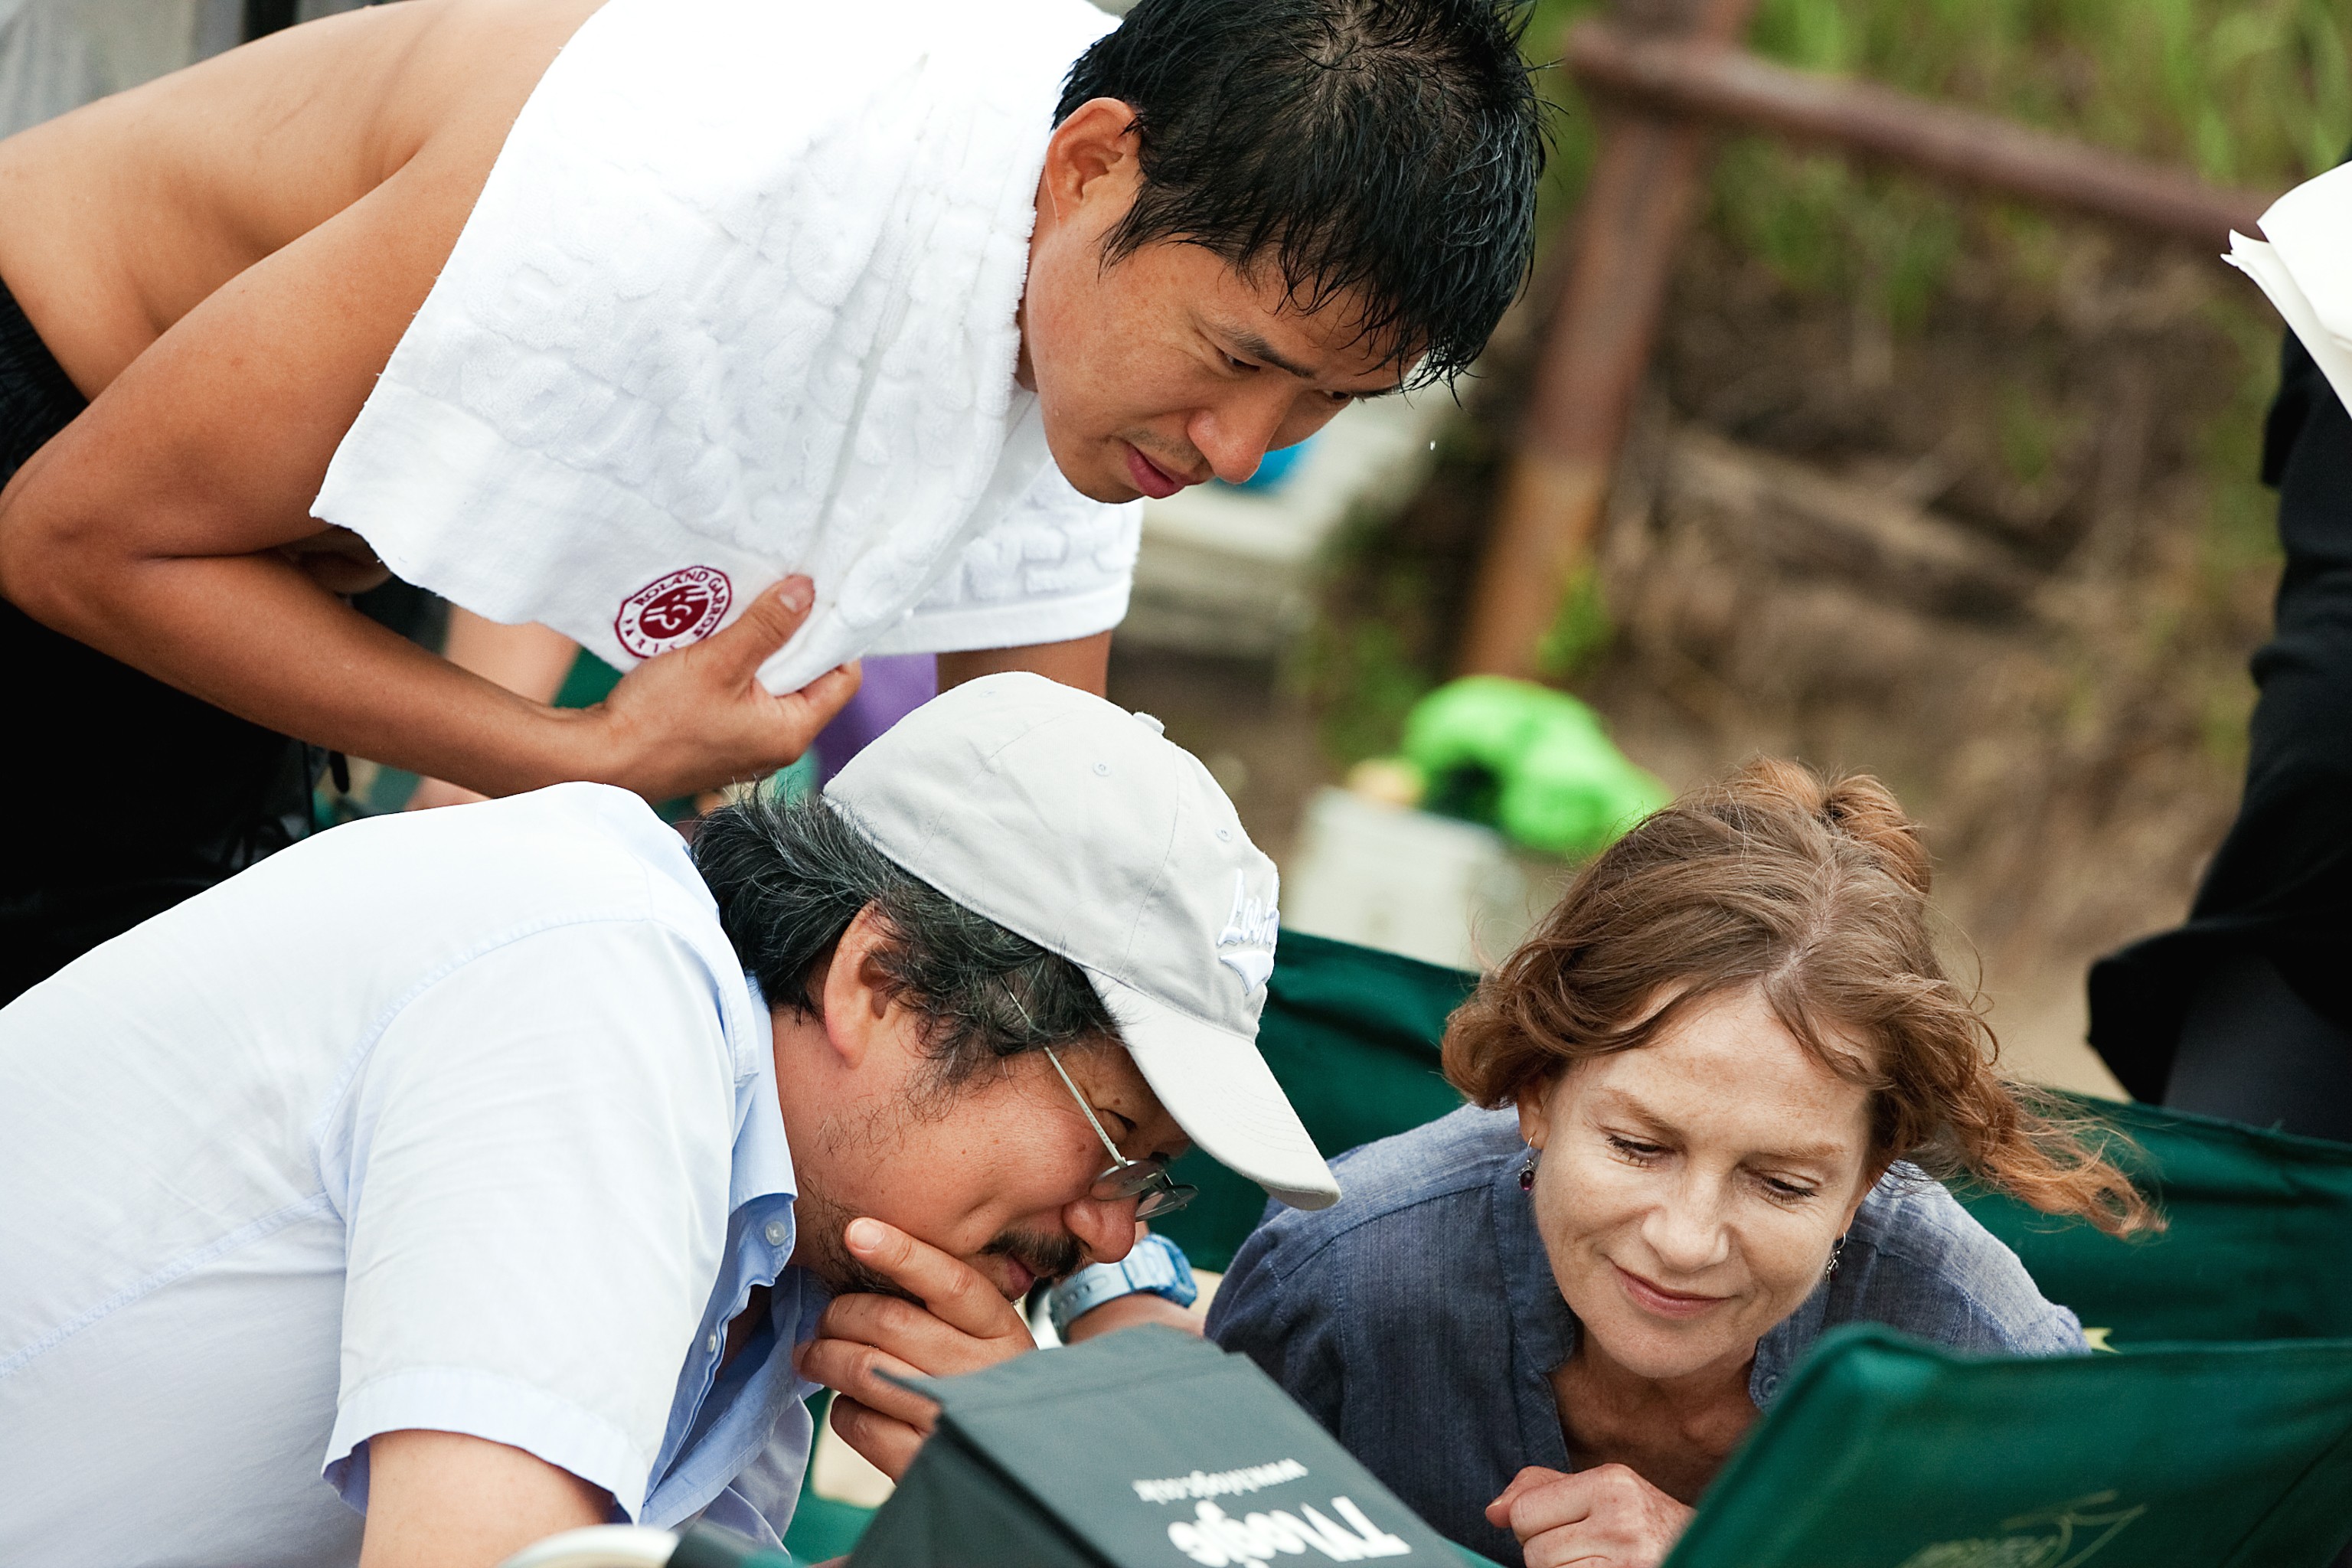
[1205,1106,2086,1566]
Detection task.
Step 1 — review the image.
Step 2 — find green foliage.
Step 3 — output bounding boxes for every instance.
[1743,0,2351,182]
[1716,0,2347,309]
[1535,560,1615,681]
[1996,381,2063,485]
[1537,0,2328,614]
[1298,505,1447,766]
[1523,0,2351,354]
[1308,612,1436,767]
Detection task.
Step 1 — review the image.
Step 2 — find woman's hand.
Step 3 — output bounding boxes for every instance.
[1485,1465,1694,1568]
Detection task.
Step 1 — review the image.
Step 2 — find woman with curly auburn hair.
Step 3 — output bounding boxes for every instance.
[1207,760,2154,1568]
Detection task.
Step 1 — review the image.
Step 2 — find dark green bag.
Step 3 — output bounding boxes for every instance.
[1664,1325,2352,1568]
[848,1326,1473,1568]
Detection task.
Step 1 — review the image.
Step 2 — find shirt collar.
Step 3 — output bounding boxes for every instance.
[730,976,797,1214]
[639,974,824,1530]
[1491,1148,1577,1472]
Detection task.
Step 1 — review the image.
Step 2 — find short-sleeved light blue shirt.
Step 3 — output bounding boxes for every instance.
[0,784,828,1567]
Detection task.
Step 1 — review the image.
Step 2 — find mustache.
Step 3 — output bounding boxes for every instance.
[818,1227,1086,1306]
[985,1227,1085,1290]
[1122,430,1205,484]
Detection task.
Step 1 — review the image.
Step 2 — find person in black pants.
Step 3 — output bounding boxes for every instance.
[0,283,318,1004]
[2088,326,2352,1143]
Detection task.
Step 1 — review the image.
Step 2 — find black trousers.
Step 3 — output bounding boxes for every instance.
[0,276,312,1004]
[2087,327,2352,1142]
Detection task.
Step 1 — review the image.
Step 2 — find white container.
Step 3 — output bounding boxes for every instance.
[1279,787,1553,972]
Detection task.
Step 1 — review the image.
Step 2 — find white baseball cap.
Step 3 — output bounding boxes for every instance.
[823,671,1339,1210]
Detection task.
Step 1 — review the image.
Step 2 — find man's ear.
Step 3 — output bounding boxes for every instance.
[816,903,896,1068]
[1037,96,1141,227]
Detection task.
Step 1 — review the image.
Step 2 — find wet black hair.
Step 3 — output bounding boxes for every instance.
[693,792,1118,1089]
[1056,0,1547,387]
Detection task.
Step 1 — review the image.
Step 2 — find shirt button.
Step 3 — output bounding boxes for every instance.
[707,1332,720,1355]
[1759,1374,1780,1398]
[764,1220,788,1246]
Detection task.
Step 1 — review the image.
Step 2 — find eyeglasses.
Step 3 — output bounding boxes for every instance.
[1042,1045,1197,1220]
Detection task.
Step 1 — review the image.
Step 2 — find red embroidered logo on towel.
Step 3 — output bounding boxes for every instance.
[615,567,732,658]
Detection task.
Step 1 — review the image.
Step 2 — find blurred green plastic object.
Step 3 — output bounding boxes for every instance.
[1661,1325,2352,1568]
[1400,676,1668,859]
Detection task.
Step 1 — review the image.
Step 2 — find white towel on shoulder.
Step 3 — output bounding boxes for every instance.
[2226,161,2352,420]
[313,0,1138,691]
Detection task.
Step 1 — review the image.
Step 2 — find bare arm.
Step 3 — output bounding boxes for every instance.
[0,67,852,800]
[410,612,583,809]
[938,631,1112,697]
[358,1429,609,1568]
[443,610,584,706]
[1062,1292,1207,1340]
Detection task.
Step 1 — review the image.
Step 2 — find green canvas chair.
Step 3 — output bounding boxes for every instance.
[1959,1102,2352,1344]
[1664,1325,2352,1568]
[1155,933,1477,1272]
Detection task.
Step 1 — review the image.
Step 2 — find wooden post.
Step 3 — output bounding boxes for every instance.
[1563,19,2266,247]
[1456,4,2272,682]
[1458,0,1762,681]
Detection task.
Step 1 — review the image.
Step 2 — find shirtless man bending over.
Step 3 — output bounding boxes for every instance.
[0,0,1542,998]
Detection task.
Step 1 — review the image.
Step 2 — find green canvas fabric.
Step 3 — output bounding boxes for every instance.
[781,1421,880,1565]
[1156,933,1477,1271]
[1663,1325,2352,1568]
[848,1438,1107,1568]
[1958,1099,2352,1343]
[849,1328,1466,1568]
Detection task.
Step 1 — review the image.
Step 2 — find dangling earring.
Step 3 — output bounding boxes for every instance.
[1519,1148,1539,1192]
[1824,1233,1848,1279]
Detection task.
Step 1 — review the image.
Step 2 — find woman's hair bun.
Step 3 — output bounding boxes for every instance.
[1723,757,1933,899]
[1820,775,1932,898]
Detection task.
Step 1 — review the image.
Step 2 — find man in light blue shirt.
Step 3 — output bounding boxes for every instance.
[0,673,1337,1568]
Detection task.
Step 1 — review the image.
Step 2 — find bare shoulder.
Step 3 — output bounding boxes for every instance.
[0,0,603,390]
[368,0,609,172]
[119,0,606,191]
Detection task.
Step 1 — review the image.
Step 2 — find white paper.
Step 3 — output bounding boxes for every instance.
[2224,232,2352,423]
